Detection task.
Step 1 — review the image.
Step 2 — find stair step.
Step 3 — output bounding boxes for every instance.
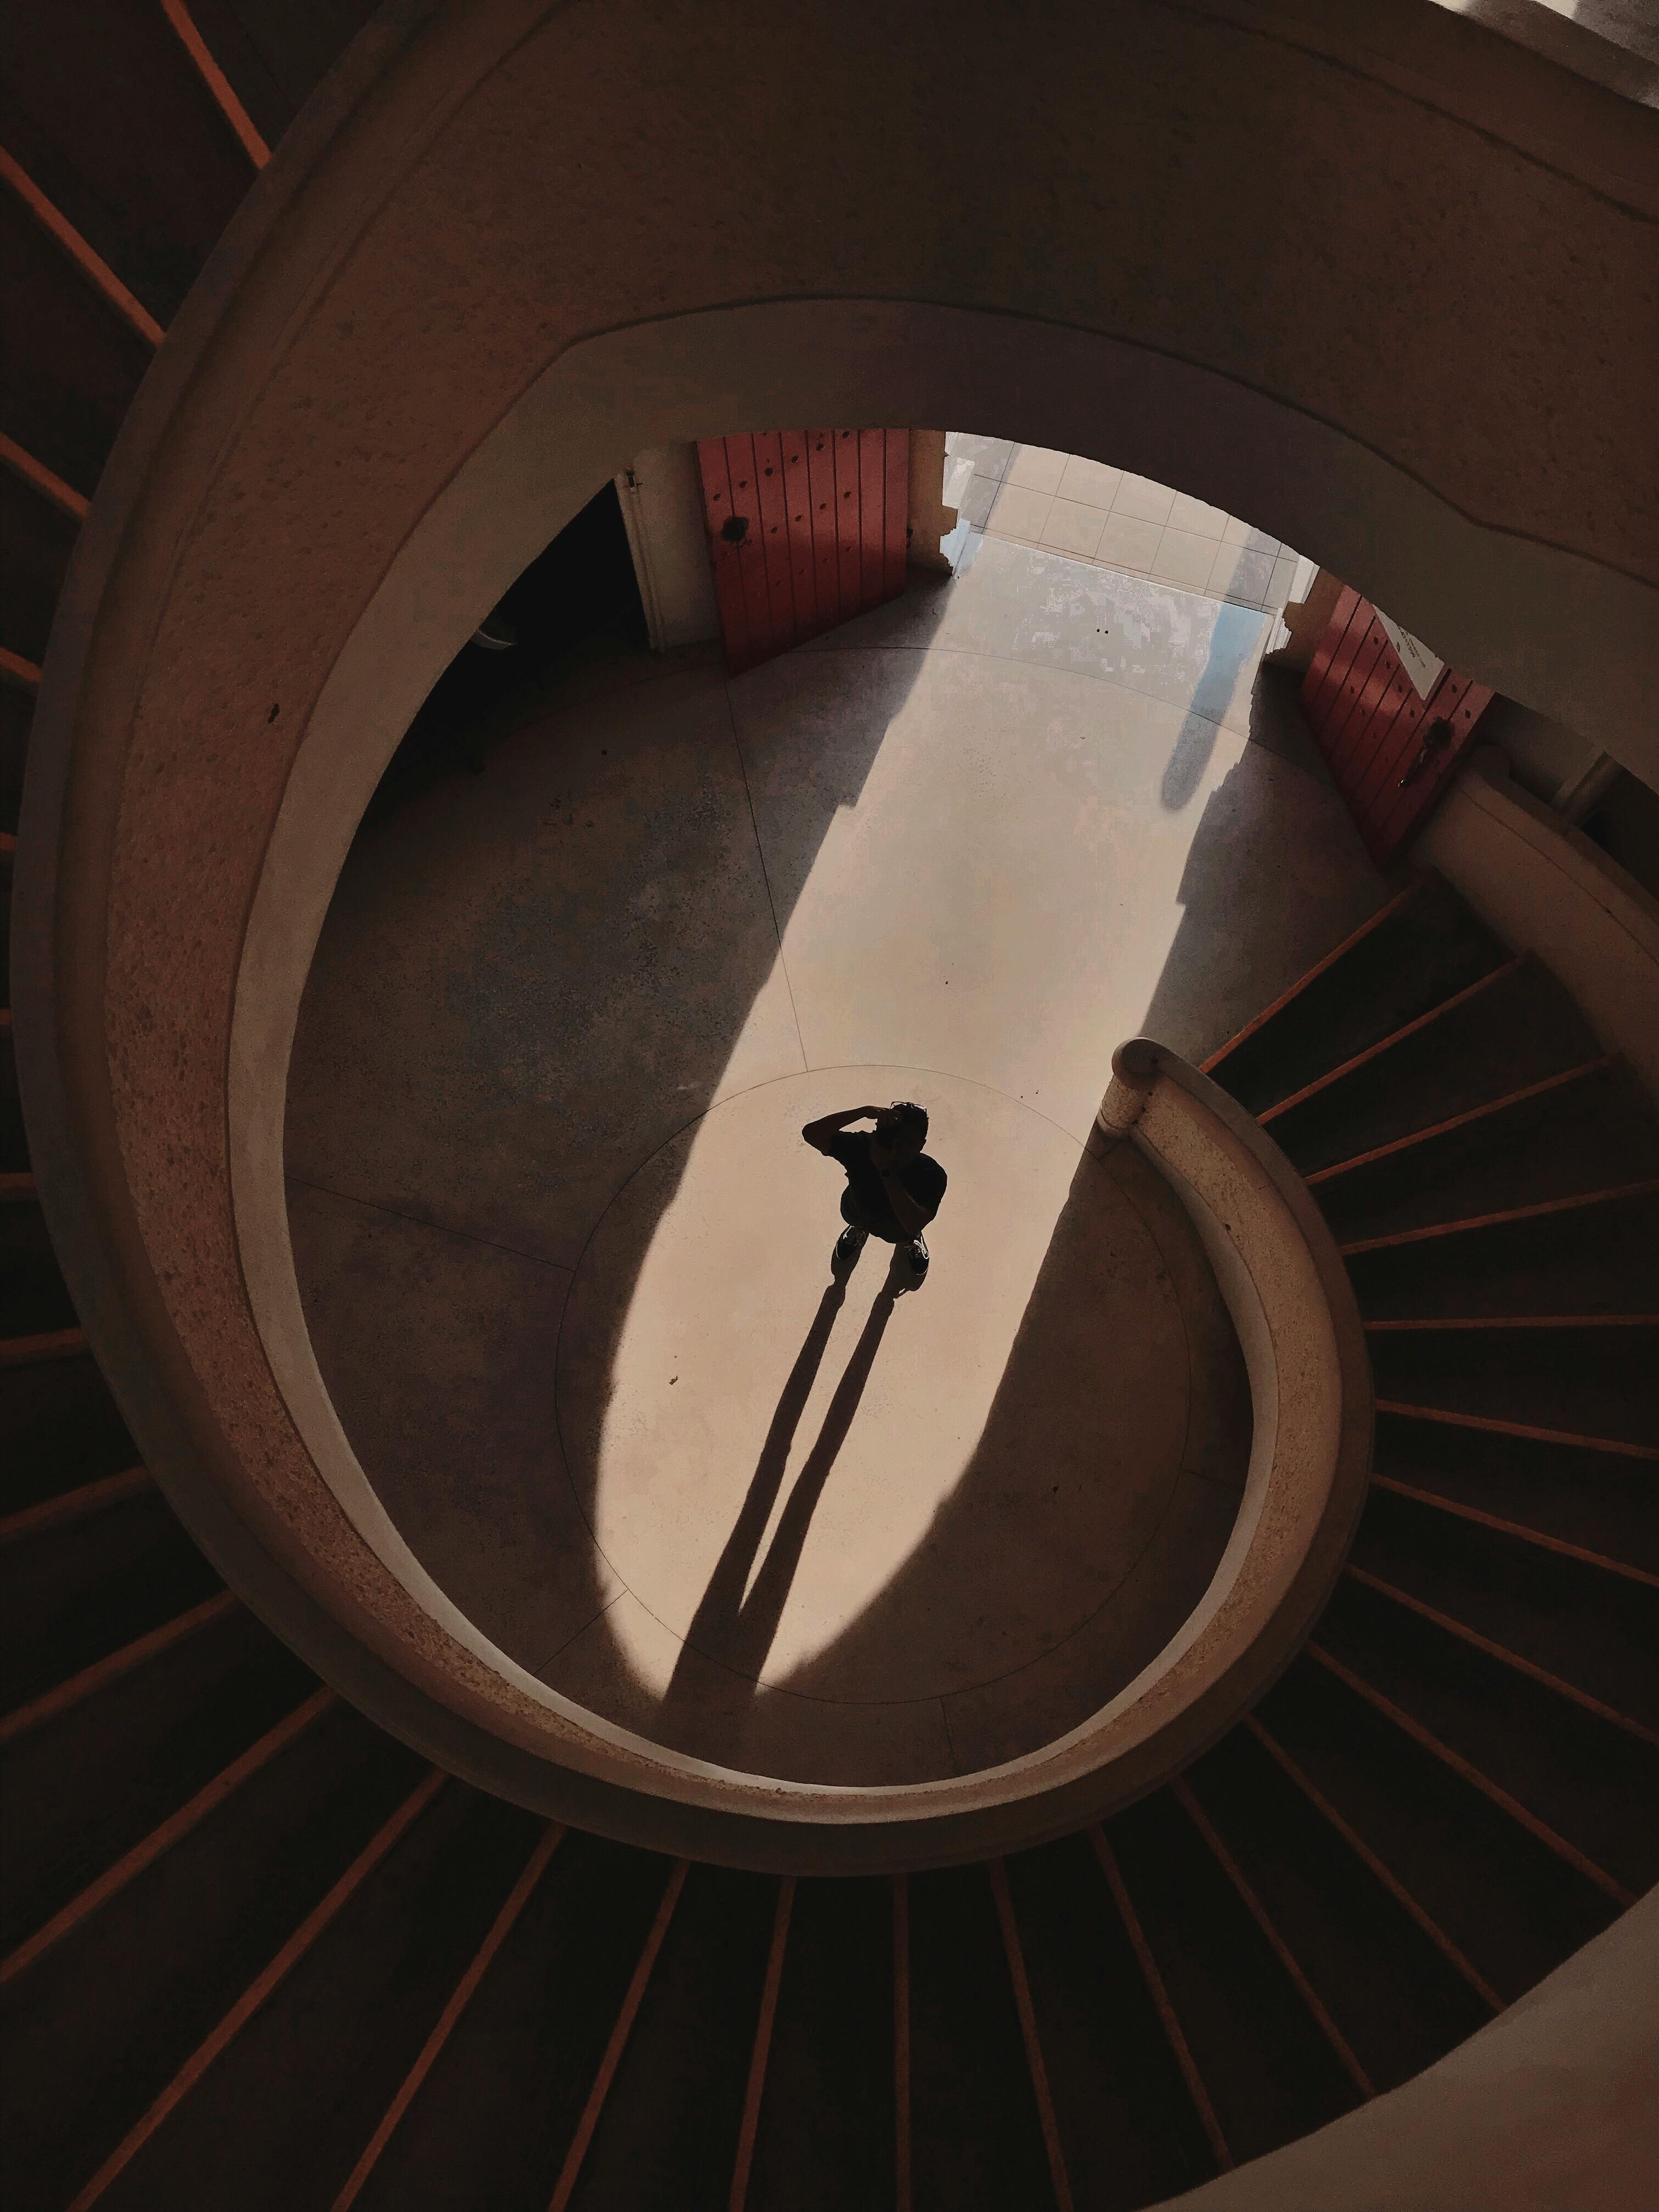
[1,1487,226,1711]
[342,1832,682,2212]
[334,1820,566,2211]
[1259,1659,1616,2003]
[906,1863,1059,2212]
[82,1786,571,2212]
[1369,1472,1659,1590]
[1,1589,236,1745]
[1311,1600,1656,1904]
[1,1608,317,1957]
[1304,1645,1637,1906]
[1,1005,25,1174]
[1204,873,1506,1119]
[0,1347,140,1517]
[1170,1774,1374,2099]
[557,1861,776,2212]
[1242,1714,1501,2014]
[2,1685,336,1988]
[1369,1320,1659,1453]
[0,1197,79,1337]
[1340,1563,1659,1748]
[1310,1059,1659,1242]
[1002,1834,1218,2208]
[1090,1826,1232,2174]
[1099,1789,1362,2166]
[1344,1186,1659,1319]
[1262,957,1600,1177]
[1187,1728,1494,2086]
[744,1876,898,2212]
[1,1705,427,2211]
[0,1464,151,1545]
[0,1325,87,1368]
[61,1769,452,2212]
[1353,1485,1659,1719]
[1376,1398,1659,1462]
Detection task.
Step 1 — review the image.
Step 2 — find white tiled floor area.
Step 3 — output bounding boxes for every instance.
[945,433,1302,614]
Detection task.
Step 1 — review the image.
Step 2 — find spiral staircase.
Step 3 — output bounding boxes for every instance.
[3,6,1657,2208]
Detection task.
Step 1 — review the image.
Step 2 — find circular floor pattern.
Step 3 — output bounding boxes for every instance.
[555,1066,1237,1776]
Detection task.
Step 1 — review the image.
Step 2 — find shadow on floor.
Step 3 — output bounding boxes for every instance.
[291,569,954,1696]
[663,1264,900,1709]
[766,1143,1247,1733]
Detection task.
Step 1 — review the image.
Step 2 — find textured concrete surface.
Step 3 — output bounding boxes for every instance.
[288,538,1384,1781]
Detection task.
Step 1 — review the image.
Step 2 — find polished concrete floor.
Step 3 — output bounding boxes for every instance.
[286,537,1387,1784]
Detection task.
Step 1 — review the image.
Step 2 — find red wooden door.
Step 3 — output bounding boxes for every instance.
[697,429,910,675]
[1300,587,1492,865]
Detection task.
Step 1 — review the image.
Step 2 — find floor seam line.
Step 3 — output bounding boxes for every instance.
[940,1697,961,1776]
[531,1588,628,1679]
[725,679,810,1074]
[283,1173,576,1274]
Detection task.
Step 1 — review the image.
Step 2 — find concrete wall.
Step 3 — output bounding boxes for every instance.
[1412,746,1659,1100]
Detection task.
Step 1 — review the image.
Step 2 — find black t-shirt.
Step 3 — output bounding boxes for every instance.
[826,1131,947,1237]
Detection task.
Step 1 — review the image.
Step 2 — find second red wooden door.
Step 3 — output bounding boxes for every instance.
[1300,586,1492,866]
[697,429,910,675]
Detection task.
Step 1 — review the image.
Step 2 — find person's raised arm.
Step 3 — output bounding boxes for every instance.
[801,1105,881,1154]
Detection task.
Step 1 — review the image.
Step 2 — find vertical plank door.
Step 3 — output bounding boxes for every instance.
[1300,587,1492,865]
[697,429,911,675]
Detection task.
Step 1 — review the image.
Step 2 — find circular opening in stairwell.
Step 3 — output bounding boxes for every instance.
[278,414,1384,1793]
[43,218,1621,1850]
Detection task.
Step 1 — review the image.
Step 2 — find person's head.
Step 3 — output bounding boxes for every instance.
[871,1100,928,1166]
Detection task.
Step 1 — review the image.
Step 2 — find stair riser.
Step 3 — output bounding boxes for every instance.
[1346,1195,1659,1319]
[1267,968,1598,1176]
[1369,1325,1659,1450]
[1313,1067,1659,1242]
[1211,877,1503,1118]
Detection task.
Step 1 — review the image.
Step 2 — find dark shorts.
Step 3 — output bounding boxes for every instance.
[840,1188,909,1243]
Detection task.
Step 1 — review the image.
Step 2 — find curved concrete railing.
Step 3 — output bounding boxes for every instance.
[1154,1881,1659,2212]
[15,0,1651,1872]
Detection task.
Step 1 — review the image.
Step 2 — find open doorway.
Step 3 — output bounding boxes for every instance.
[944,433,1307,616]
[363,480,647,825]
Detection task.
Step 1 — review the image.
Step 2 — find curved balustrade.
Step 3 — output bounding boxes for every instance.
[24,0,1645,1875]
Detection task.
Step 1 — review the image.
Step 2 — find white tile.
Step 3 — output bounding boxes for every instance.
[1166,492,1228,539]
[1093,511,1165,573]
[1221,515,1279,555]
[1208,543,1276,603]
[1111,473,1176,526]
[1265,552,1300,610]
[1040,498,1109,558]
[1006,444,1069,495]
[1152,527,1222,590]
[986,482,1055,541]
[947,432,1014,479]
[1056,454,1124,508]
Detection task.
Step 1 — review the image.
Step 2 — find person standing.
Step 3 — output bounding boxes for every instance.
[801,1101,946,1283]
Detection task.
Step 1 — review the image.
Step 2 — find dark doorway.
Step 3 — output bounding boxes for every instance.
[363,481,647,825]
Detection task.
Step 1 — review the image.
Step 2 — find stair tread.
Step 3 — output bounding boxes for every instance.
[1274,959,1601,1170]
[1205,873,1507,1118]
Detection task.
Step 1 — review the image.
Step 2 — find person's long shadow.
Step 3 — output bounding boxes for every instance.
[664,1258,901,1712]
